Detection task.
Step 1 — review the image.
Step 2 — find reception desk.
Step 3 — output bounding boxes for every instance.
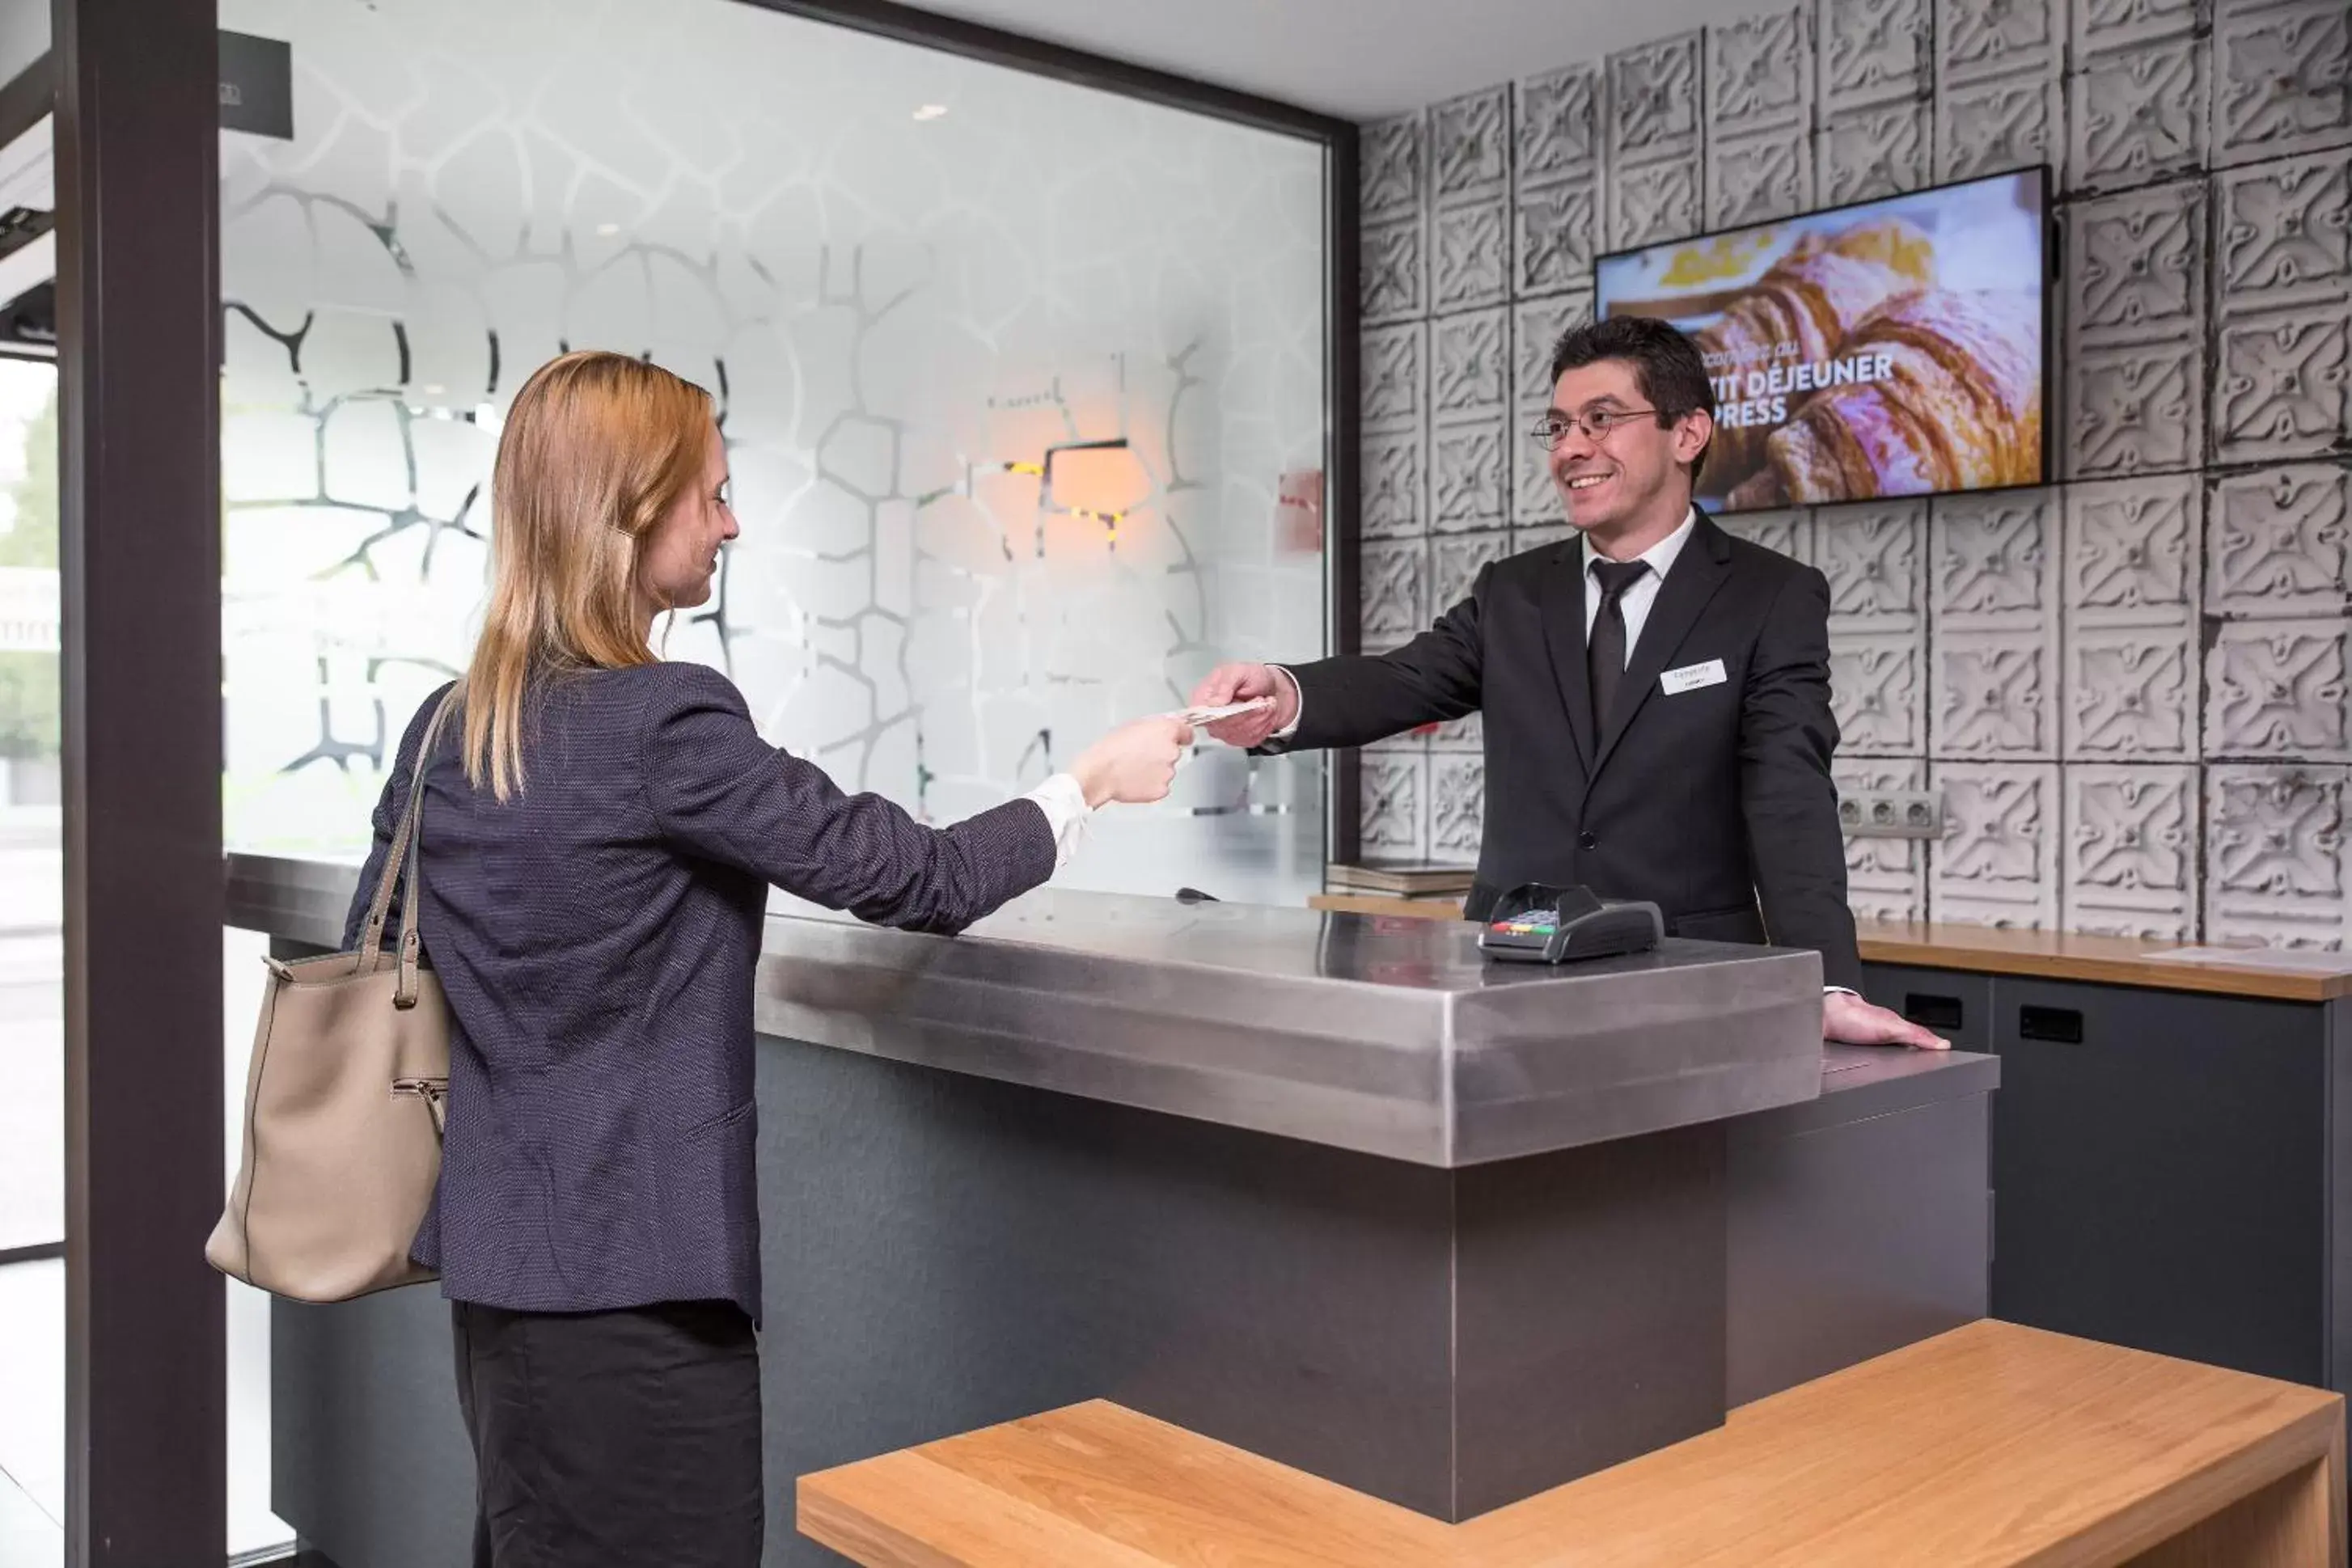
[226,856,1995,1567]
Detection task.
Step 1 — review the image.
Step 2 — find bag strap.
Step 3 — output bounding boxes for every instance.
[357,686,463,995]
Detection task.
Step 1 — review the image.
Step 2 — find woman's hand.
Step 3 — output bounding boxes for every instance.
[1070,716,1193,807]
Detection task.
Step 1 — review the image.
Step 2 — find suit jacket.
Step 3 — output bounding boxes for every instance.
[1278,514,1861,991]
[343,662,1055,1322]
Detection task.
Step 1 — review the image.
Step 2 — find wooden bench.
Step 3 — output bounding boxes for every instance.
[800,1320,2346,1566]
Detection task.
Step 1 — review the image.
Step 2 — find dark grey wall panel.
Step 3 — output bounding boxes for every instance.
[1990,977,2326,1384]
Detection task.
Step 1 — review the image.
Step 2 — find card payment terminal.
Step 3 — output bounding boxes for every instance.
[1478,883,1665,965]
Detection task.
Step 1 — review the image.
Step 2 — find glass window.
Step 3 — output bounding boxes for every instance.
[0,351,61,1565]
[219,0,1332,904]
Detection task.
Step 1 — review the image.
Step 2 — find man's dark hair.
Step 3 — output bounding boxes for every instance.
[1546,314,1715,482]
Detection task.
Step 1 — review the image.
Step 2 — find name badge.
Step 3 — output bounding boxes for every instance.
[1660,659,1727,695]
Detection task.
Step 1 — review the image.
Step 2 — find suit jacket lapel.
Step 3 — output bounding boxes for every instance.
[1538,540,1597,774]
[1593,514,1735,777]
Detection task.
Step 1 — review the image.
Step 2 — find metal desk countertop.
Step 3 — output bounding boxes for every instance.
[226,852,1833,1167]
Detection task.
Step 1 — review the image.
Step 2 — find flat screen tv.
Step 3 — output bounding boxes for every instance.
[1593,167,2051,515]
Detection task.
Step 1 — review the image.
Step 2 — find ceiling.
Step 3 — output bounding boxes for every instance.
[899,0,1723,121]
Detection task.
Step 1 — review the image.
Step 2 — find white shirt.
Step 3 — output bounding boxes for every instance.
[1583,509,1699,665]
[1022,773,1093,869]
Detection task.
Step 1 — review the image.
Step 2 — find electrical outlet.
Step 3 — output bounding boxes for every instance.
[1838,787,1944,840]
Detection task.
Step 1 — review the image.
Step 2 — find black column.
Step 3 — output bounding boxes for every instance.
[52,0,225,1561]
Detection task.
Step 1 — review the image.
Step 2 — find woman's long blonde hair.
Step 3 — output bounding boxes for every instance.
[463,350,713,801]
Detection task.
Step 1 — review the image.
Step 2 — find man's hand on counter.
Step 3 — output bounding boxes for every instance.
[1823,990,1948,1050]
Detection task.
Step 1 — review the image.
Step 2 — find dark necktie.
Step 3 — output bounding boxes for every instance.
[1588,557,1652,730]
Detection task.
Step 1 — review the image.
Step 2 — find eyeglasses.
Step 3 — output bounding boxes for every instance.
[1526,407,1667,450]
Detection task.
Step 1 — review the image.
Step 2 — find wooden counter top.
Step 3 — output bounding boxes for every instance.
[800,1319,2346,1567]
[1306,894,2352,1004]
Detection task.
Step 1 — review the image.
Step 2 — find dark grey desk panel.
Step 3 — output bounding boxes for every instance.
[1728,1046,1995,1406]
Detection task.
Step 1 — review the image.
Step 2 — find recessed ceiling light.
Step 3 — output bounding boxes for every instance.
[912,104,948,121]
[422,382,445,395]
[595,222,621,237]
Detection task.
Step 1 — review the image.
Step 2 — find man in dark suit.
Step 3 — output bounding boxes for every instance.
[1192,315,1940,1048]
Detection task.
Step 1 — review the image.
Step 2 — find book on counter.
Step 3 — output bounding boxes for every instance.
[1324,860,1476,898]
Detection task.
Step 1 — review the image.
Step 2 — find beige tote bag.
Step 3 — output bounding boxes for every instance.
[208,690,462,1302]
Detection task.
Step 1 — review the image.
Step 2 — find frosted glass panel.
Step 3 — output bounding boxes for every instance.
[218,0,1330,903]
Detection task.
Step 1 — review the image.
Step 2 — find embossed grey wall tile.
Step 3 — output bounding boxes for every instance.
[1360,537,1431,651]
[1517,433,1559,526]
[1431,754,1488,859]
[2210,154,2351,462]
[1366,727,1430,756]
[1930,492,2062,760]
[1361,215,1427,324]
[2206,462,2352,619]
[1431,417,1510,533]
[1931,490,2061,627]
[1934,630,2058,756]
[1823,0,1935,109]
[2066,183,2206,475]
[1432,310,1509,422]
[1849,879,1934,923]
[2062,763,2199,937]
[2214,154,2352,318]
[2071,178,2206,340]
[1929,761,2062,928]
[1819,101,1934,205]
[1433,87,1512,207]
[1361,429,1427,541]
[1361,322,1427,435]
[1939,0,2062,84]
[1432,530,1510,616]
[1362,750,1431,857]
[1832,630,1931,753]
[1514,294,1592,409]
[1515,66,1602,191]
[1709,5,1817,133]
[2062,473,2202,759]
[2073,0,2206,57]
[1512,284,1574,531]
[2068,36,2208,193]
[1512,522,1576,556]
[1937,72,2066,185]
[1608,32,1705,164]
[1361,114,1428,222]
[1819,499,1927,628]
[1432,199,1511,312]
[1606,155,1704,251]
[2068,340,2205,477]
[1837,755,1930,920]
[2211,0,2352,167]
[2205,616,2352,758]
[1718,508,1814,564]
[1514,181,1599,298]
[2213,311,2352,463]
[1709,125,1817,229]
[2065,473,2200,615]
[2204,763,2350,947]
[2066,623,2200,757]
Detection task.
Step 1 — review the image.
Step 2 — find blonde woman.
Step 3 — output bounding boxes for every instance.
[340,350,1188,1566]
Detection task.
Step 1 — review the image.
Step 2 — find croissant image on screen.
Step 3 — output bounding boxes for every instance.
[1730,289,2045,509]
[1693,218,1937,492]
[1594,168,2050,514]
